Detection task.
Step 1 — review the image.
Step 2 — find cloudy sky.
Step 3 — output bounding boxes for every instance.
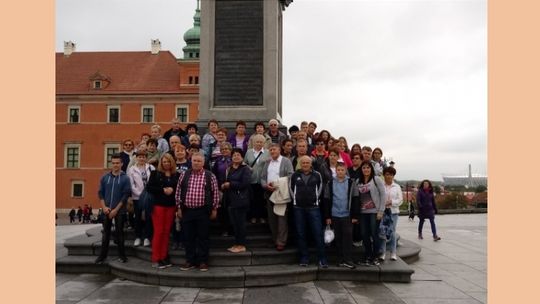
[56,0,487,181]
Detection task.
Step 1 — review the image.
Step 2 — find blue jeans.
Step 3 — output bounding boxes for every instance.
[293,206,327,265]
[380,213,399,254]
[418,216,438,237]
[360,213,379,261]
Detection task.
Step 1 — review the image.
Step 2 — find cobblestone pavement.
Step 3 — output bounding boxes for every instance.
[56,213,487,304]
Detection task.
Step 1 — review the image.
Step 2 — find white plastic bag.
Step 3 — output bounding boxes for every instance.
[324,224,335,244]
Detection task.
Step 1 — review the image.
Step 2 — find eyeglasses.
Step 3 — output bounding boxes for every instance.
[270,124,277,126]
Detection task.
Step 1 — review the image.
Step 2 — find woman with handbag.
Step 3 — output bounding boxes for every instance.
[127,150,155,247]
[146,153,180,268]
[221,148,252,253]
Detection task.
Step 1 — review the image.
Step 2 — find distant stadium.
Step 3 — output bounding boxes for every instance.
[442,164,487,187]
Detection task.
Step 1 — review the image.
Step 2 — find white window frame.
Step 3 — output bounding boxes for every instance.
[104,143,121,168]
[71,181,85,198]
[141,105,155,123]
[175,105,189,123]
[107,105,121,123]
[93,80,102,89]
[67,105,80,123]
[64,143,81,168]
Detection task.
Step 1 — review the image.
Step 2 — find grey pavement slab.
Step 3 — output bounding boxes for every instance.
[56,280,111,302]
[160,287,201,303]
[400,299,482,304]
[313,281,357,304]
[243,282,324,304]
[384,281,471,300]
[341,281,406,303]
[194,288,245,304]
[76,280,172,304]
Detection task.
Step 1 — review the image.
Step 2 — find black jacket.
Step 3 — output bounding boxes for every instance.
[290,170,323,208]
[146,171,180,207]
[223,164,252,208]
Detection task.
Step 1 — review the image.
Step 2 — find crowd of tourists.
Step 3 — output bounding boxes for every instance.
[93,118,441,271]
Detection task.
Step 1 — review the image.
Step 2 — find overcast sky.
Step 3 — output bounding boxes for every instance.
[56,0,487,181]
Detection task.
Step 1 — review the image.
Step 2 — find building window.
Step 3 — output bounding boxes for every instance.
[196,53,199,58]
[104,144,120,168]
[71,181,84,198]
[68,106,80,123]
[93,80,102,89]
[64,144,81,168]
[176,105,189,123]
[195,76,199,85]
[189,76,193,84]
[107,105,120,123]
[141,105,154,123]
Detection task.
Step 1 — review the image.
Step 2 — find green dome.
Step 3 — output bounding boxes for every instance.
[182,0,200,59]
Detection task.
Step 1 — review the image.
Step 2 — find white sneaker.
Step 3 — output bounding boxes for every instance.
[353,241,362,247]
[390,252,397,261]
[143,238,151,247]
[134,238,141,247]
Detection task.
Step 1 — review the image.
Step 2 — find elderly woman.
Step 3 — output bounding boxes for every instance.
[146,153,180,269]
[245,134,270,224]
[357,160,386,266]
[417,179,441,241]
[379,167,403,261]
[222,148,252,253]
[209,128,228,168]
[212,142,233,236]
[248,121,272,149]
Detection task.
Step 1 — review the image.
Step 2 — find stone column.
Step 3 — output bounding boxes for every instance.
[198,0,289,131]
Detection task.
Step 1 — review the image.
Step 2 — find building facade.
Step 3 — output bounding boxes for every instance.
[56,5,201,210]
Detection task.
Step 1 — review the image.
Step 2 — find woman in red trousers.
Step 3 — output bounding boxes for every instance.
[146,153,180,269]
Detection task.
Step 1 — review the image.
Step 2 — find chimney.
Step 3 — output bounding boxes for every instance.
[151,39,161,55]
[64,41,76,56]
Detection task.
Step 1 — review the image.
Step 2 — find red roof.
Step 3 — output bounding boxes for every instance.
[56,51,181,95]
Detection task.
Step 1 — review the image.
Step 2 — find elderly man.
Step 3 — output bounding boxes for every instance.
[175,152,220,272]
[150,124,170,154]
[266,119,287,145]
[167,135,182,158]
[292,139,310,170]
[261,144,294,251]
[163,118,187,144]
[289,155,328,268]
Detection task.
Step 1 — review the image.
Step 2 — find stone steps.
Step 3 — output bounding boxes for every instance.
[56,255,413,288]
[57,226,420,287]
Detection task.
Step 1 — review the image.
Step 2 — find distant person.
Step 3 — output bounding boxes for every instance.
[408,200,416,221]
[201,119,219,161]
[182,123,199,148]
[248,121,272,149]
[379,167,403,261]
[76,206,83,223]
[372,147,387,176]
[245,134,270,224]
[95,153,131,264]
[266,119,287,145]
[227,120,250,154]
[69,208,76,224]
[417,179,441,241]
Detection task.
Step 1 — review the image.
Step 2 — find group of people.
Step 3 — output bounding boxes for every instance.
[93,118,441,271]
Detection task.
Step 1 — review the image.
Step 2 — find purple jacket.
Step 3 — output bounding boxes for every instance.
[227,134,251,154]
[416,189,438,218]
[212,156,232,187]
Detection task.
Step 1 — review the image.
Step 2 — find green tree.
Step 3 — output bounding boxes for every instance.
[475,185,487,193]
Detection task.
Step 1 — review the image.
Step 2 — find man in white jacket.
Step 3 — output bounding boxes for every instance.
[380,166,403,261]
[260,144,294,251]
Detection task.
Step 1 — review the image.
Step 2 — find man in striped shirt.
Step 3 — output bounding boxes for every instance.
[175,152,219,272]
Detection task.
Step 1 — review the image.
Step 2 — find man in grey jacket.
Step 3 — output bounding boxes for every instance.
[260,144,294,251]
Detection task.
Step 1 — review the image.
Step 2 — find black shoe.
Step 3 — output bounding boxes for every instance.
[161,257,173,268]
[117,257,128,263]
[95,257,106,264]
[158,260,168,269]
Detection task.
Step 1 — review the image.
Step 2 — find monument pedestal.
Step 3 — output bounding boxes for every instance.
[198,0,289,130]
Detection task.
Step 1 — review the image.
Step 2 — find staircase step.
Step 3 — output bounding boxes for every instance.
[56,255,413,287]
